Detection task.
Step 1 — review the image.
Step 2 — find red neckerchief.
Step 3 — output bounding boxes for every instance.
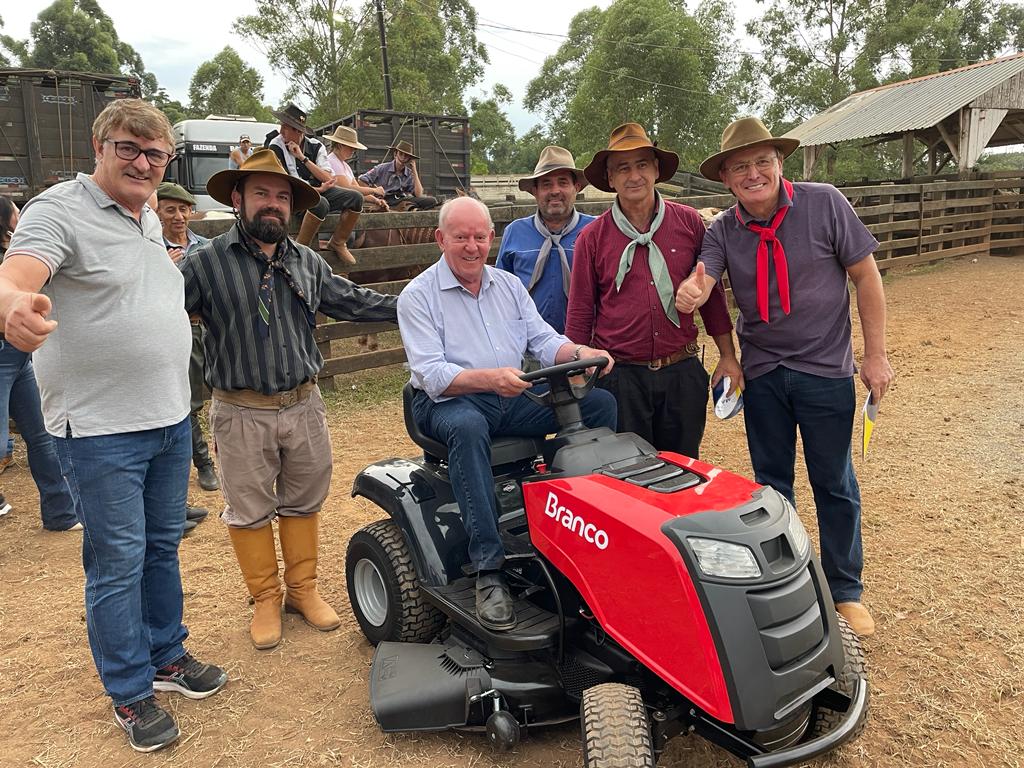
[735,179,794,323]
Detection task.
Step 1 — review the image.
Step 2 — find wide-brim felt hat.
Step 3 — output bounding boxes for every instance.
[322,125,367,151]
[272,103,314,136]
[518,145,588,192]
[583,123,679,193]
[389,140,419,159]
[206,148,320,212]
[699,116,800,180]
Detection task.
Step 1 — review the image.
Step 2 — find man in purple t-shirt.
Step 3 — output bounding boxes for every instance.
[676,117,895,638]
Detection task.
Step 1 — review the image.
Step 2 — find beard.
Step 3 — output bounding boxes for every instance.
[240,199,288,244]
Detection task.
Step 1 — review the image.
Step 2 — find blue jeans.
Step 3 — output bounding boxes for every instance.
[0,341,80,529]
[55,418,191,706]
[414,386,617,571]
[743,366,863,603]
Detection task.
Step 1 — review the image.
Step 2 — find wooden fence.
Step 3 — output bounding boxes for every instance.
[191,170,1023,385]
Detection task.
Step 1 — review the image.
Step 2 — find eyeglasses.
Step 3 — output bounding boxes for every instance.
[726,156,778,176]
[104,140,175,167]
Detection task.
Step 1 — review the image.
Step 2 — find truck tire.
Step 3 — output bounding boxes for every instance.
[346,519,444,645]
[811,613,870,738]
[581,683,656,768]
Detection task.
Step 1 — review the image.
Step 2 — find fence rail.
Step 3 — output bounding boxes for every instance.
[191,170,1023,385]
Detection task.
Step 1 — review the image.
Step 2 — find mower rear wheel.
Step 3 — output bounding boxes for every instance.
[581,683,656,768]
[811,613,870,738]
[346,519,444,645]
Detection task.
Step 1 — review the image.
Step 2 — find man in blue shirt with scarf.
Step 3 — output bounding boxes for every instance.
[496,146,594,334]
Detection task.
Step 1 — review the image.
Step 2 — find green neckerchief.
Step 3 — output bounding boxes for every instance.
[612,192,679,328]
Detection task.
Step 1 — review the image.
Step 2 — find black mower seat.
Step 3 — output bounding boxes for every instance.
[403,383,543,466]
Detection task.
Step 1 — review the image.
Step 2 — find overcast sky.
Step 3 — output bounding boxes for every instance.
[4,0,764,134]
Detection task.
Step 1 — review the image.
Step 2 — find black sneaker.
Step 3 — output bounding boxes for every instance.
[113,696,179,752]
[153,652,228,700]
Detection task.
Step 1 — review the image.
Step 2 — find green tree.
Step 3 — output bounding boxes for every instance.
[15,0,158,95]
[188,47,274,120]
[468,84,516,174]
[151,88,190,125]
[234,0,487,126]
[524,0,747,173]
[0,16,28,67]
[506,126,557,174]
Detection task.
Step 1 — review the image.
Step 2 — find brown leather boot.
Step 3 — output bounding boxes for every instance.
[278,514,341,631]
[295,210,324,248]
[836,601,875,638]
[325,209,360,266]
[228,525,283,649]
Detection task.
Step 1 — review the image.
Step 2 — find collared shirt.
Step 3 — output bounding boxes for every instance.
[268,134,332,178]
[397,258,569,402]
[566,200,732,361]
[6,173,191,437]
[358,160,414,196]
[163,228,208,256]
[181,223,398,394]
[700,182,878,381]
[495,211,596,333]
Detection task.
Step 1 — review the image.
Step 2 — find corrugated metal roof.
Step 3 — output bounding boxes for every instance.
[784,53,1024,146]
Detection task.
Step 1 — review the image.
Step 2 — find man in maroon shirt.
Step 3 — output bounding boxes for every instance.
[565,123,739,458]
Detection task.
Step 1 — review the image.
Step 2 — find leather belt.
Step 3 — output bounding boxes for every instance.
[624,341,699,371]
[213,378,317,410]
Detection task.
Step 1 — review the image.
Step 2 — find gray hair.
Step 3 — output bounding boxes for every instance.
[437,196,492,232]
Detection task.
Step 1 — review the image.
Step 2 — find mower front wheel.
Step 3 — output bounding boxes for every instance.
[581,683,656,768]
[345,519,444,645]
[811,613,870,738]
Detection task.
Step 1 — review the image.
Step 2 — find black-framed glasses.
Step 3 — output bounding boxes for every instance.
[104,140,175,167]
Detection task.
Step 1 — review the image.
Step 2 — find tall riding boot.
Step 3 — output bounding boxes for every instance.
[228,525,283,649]
[325,209,360,266]
[295,210,324,248]
[278,514,341,631]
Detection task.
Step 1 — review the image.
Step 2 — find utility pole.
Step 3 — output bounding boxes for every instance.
[376,0,394,110]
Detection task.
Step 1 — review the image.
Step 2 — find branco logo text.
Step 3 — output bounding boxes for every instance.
[544,492,609,550]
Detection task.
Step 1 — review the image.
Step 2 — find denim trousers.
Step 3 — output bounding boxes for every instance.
[413,386,617,571]
[743,366,863,603]
[55,417,191,705]
[0,341,80,529]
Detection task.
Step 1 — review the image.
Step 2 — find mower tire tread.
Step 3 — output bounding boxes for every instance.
[347,519,445,644]
[811,613,870,738]
[581,683,655,768]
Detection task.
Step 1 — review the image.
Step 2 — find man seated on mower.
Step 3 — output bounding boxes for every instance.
[397,197,618,631]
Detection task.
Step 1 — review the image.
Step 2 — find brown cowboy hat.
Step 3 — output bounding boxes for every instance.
[699,117,800,180]
[583,123,679,192]
[518,145,588,192]
[272,103,314,136]
[322,124,367,151]
[389,139,419,159]
[206,148,320,212]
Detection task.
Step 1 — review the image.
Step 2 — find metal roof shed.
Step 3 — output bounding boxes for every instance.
[783,53,1024,179]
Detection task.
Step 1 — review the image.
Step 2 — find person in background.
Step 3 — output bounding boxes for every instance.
[321,125,388,210]
[358,140,437,210]
[228,135,254,170]
[0,195,82,531]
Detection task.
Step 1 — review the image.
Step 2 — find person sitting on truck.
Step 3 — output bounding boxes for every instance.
[228,135,254,170]
[265,104,363,268]
[358,140,438,210]
[321,125,388,210]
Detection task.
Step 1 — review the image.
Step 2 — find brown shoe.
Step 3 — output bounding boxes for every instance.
[228,525,284,649]
[836,602,875,638]
[279,514,341,631]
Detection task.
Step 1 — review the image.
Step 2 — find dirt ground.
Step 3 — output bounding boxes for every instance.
[1,254,1022,768]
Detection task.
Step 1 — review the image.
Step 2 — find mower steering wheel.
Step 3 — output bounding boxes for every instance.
[519,356,609,410]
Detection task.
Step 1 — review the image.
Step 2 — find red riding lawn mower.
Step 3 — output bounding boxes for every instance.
[345,359,868,766]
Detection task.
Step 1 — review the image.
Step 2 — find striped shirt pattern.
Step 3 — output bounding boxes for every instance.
[181,223,397,394]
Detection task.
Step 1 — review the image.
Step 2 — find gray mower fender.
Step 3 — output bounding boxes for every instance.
[351,458,469,587]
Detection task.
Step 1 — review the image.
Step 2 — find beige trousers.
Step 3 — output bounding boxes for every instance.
[209,387,333,528]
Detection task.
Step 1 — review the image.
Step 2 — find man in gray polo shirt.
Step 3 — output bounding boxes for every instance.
[0,99,226,752]
[677,117,895,638]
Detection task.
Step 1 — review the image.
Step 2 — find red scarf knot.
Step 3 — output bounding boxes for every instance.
[737,179,794,324]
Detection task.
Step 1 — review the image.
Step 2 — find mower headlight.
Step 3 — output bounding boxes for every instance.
[782,497,810,557]
[688,537,762,579]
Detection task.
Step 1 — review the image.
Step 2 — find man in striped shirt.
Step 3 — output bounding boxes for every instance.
[180,149,397,650]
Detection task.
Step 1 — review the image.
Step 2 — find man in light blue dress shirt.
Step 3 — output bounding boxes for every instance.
[397,197,617,631]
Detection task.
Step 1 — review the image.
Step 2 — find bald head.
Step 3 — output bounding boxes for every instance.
[438,196,493,233]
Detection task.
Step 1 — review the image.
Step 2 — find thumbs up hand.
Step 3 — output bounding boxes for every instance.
[4,292,58,352]
[675,261,711,315]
